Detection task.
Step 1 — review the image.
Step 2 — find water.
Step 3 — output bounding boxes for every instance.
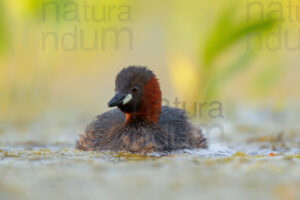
[0,107,299,200]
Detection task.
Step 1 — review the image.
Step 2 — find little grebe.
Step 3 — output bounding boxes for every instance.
[76,66,207,153]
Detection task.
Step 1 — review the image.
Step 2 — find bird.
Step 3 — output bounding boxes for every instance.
[76,66,207,154]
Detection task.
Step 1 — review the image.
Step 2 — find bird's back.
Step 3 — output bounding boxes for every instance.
[159,106,207,149]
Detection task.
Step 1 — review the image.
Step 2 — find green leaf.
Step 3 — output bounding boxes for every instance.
[204,49,256,100]
[203,7,279,66]
[198,4,281,100]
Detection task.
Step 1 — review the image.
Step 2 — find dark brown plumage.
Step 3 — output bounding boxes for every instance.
[76,66,207,154]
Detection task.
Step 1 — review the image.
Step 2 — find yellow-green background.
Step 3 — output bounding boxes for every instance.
[0,0,299,122]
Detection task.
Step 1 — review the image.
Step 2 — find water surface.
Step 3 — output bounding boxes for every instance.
[0,107,299,200]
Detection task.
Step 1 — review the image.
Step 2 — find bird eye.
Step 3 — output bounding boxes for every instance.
[131,87,138,94]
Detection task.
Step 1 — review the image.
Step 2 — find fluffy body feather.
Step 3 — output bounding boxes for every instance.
[77,106,207,153]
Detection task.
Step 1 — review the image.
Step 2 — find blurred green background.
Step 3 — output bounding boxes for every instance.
[0,0,299,122]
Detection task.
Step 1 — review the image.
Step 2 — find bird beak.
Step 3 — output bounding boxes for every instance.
[108,93,133,107]
[108,93,126,107]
